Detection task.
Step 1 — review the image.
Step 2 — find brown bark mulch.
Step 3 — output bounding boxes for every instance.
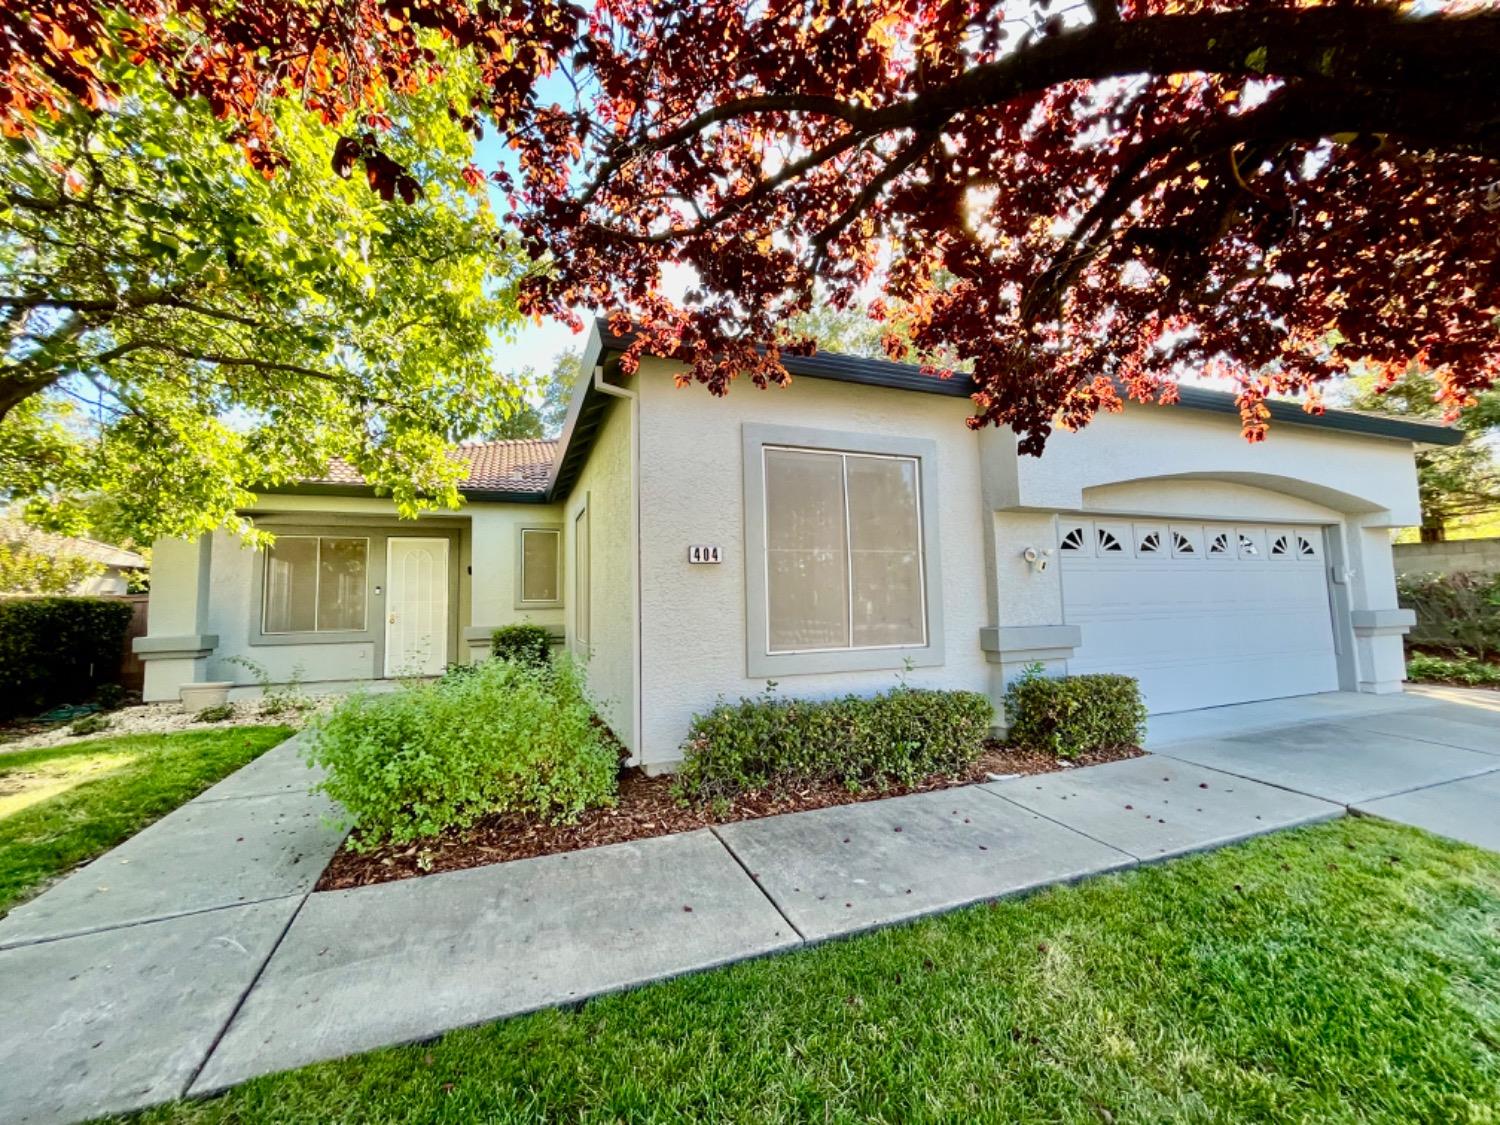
[316,742,1145,892]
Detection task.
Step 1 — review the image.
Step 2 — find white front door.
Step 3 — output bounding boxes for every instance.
[1058,518,1340,713]
[384,537,449,677]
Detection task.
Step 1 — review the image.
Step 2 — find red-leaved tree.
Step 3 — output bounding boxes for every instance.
[6,0,1499,450]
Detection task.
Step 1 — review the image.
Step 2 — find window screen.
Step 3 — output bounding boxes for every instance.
[263,536,368,634]
[519,528,561,604]
[763,448,925,654]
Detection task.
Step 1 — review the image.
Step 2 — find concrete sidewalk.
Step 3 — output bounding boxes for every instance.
[3,688,1499,1125]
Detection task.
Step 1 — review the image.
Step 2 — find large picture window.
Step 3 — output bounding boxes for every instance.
[764,447,926,653]
[263,536,368,634]
[744,424,944,677]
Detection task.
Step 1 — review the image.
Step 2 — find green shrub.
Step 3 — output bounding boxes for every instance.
[95,683,125,711]
[1397,571,1500,661]
[491,624,553,667]
[675,687,994,801]
[306,655,618,851]
[0,597,135,720]
[196,702,236,723]
[1003,667,1147,759]
[68,713,110,737]
[1406,652,1500,687]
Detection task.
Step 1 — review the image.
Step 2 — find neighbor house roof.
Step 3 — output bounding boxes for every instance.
[0,522,146,569]
[297,439,559,502]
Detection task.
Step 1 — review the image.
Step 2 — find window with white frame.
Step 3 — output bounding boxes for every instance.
[518,527,562,606]
[262,536,368,634]
[762,446,927,654]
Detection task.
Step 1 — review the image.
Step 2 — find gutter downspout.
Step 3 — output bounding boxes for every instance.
[591,365,644,767]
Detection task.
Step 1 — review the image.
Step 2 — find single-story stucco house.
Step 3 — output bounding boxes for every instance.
[134,320,1460,771]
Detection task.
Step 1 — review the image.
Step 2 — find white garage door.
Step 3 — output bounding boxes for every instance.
[1059,518,1340,713]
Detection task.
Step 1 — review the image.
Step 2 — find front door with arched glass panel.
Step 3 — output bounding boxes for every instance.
[384,537,449,677]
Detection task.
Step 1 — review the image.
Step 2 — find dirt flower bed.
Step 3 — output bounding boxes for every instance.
[316,741,1144,892]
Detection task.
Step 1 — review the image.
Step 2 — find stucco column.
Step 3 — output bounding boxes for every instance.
[982,510,1080,731]
[1341,520,1415,694]
[134,535,218,701]
[464,512,510,663]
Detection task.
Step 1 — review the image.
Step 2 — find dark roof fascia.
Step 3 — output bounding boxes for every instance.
[544,319,619,501]
[257,482,551,504]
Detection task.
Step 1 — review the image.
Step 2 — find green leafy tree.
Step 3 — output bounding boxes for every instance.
[2,54,536,543]
[0,538,104,594]
[537,348,582,437]
[1348,372,1500,542]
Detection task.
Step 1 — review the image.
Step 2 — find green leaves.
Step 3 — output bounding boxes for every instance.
[1,53,534,542]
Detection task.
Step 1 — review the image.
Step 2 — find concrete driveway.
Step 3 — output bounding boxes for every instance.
[1150,685,1500,851]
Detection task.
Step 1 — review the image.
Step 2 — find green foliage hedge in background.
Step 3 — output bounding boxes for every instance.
[306,656,618,852]
[1406,652,1500,687]
[0,597,135,719]
[1397,570,1500,661]
[491,624,553,667]
[676,687,994,801]
[1003,667,1147,759]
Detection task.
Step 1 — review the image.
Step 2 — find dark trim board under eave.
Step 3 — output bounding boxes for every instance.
[540,319,1460,503]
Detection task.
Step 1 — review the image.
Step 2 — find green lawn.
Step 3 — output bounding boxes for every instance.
[131,816,1500,1124]
[0,726,292,915]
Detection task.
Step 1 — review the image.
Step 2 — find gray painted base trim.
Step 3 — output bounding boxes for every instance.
[133,634,218,660]
[1350,608,1416,636]
[980,624,1081,664]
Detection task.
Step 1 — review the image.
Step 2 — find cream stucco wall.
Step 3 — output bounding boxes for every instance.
[634,361,991,769]
[564,390,639,757]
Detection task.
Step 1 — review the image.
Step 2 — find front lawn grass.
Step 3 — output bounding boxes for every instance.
[136,816,1500,1123]
[0,726,292,915]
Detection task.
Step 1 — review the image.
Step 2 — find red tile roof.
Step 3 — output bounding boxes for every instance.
[314,439,558,496]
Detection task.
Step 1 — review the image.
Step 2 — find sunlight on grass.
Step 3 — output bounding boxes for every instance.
[0,727,292,914]
[134,818,1500,1125]
[0,751,133,819]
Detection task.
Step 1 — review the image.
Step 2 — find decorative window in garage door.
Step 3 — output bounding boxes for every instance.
[1059,520,1091,556]
[1059,520,1324,566]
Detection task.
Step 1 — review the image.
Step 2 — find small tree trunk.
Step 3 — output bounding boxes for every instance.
[1419,522,1447,543]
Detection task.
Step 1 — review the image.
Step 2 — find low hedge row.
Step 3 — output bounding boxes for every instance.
[491,623,553,667]
[0,597,135,719]
[307,656,618,851]
[1002,667,1146,759]
[675,687,994,800]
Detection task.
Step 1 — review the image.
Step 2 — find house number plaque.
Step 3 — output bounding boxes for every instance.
[688,545,722,565]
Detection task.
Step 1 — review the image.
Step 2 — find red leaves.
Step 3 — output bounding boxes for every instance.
[9,0,1499,446]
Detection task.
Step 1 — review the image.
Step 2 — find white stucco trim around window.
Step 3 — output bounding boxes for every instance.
[740,422,946,677]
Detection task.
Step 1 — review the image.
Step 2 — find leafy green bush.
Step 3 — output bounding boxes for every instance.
[1397,571,1500,661]
[1406,652,1500,687]
[675,687,994,801]
[1003,667,1147,758]
[307,655,618,851]
[196,702,236,723]
[0,597,135,719]
[491,624,553,667]
[68,713,110,737]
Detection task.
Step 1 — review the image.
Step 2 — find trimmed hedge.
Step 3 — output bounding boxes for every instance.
[307,655,618,851]
[1003,668,1146,759]
[1406,652,1500,687]
[675,687,994,801]
[491,623,553,667]
[1397,570,1500,661]
[0,597,135,720]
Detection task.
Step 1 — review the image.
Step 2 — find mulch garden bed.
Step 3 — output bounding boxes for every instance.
[316,741,1144,892]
